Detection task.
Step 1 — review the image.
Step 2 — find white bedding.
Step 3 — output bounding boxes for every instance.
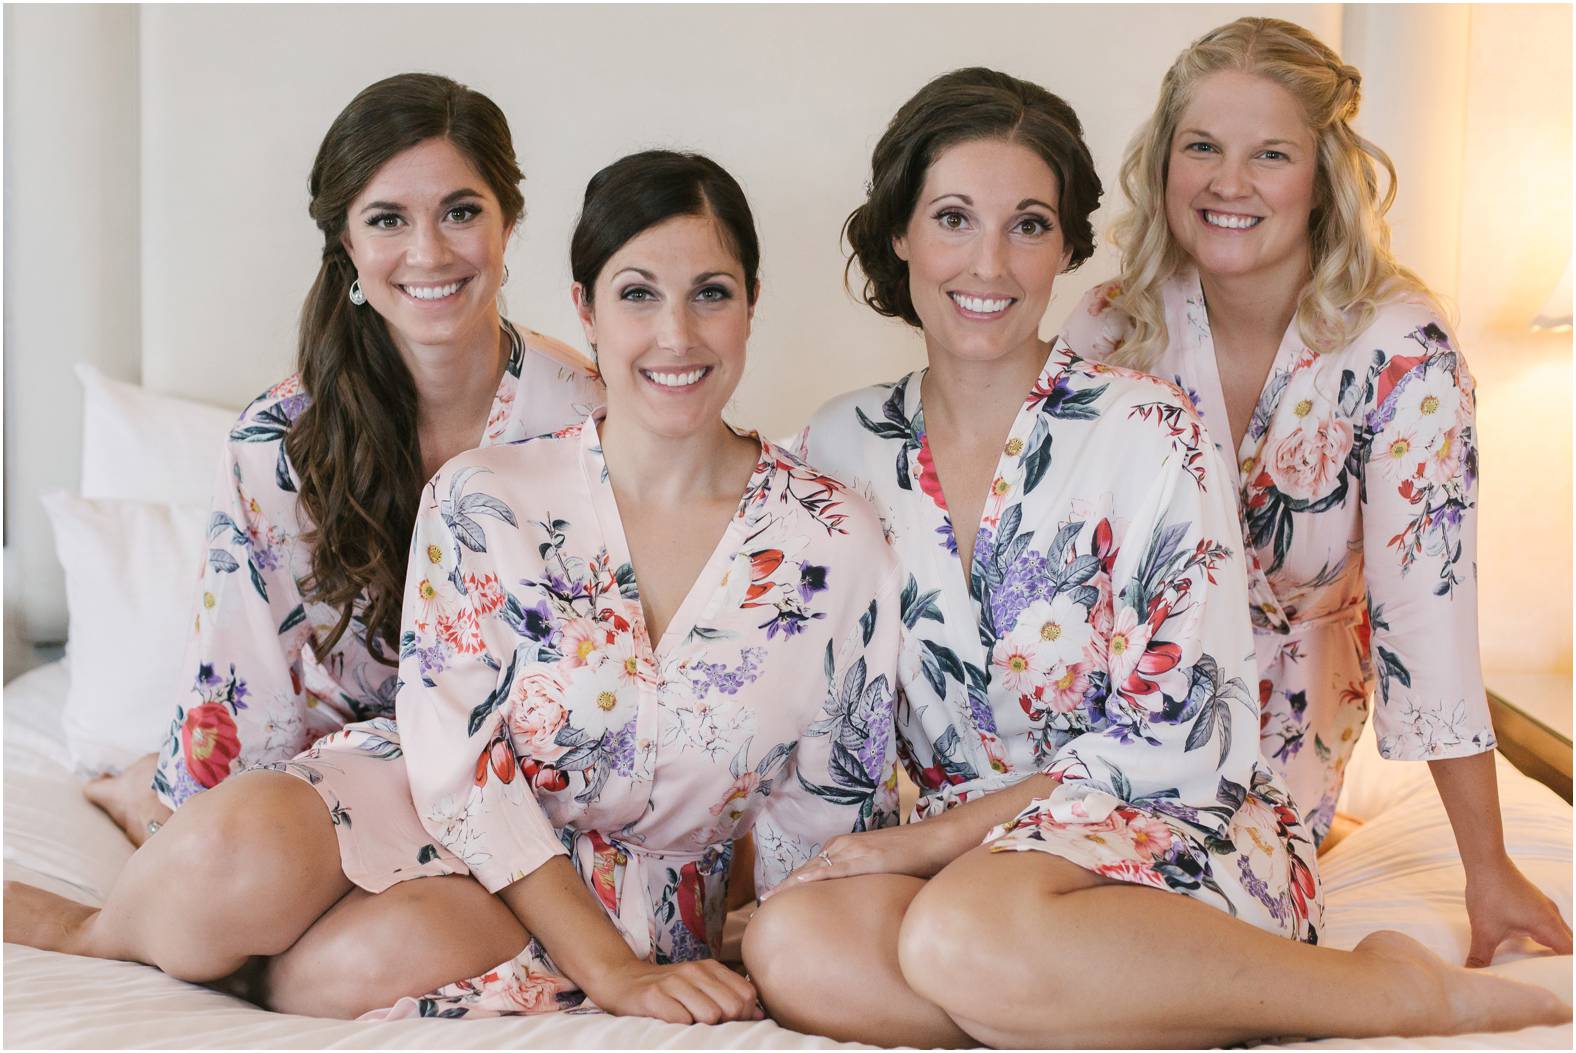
[4,660,1571,1049]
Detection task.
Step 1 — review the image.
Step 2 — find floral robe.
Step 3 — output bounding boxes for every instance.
[801,340,1321,942]
[153,320,603,808]
[1063,272,1493,844]
[278,415,901,1017]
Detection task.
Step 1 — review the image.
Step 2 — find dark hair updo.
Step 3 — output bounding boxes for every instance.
[845,67,1104,327]
[570,150,760,304]
[287,72,524,663]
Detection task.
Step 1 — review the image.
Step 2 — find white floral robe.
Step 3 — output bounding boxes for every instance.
[801,340,1321,942]
[279,415,902,1017]
[1063,272,1493,843]
[153,320,603,808]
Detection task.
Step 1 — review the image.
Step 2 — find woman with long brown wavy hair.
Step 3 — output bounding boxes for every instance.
[82,72,601,847]
[5,148,902,1026]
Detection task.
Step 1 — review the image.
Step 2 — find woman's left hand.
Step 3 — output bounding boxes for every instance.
[1463,856,1573,966]
[766,825,942,900]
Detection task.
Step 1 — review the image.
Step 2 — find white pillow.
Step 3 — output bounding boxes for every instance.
[42,492,209,774]
[75,363,238,504]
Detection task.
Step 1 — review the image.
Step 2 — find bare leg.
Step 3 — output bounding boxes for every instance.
[82,752,171,847]
[263,875,529,1019]
[6,770,348,982]
[898,846,1571,1048]
[743,874,972,1047]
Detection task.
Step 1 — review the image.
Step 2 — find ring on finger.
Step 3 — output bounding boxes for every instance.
[818,849,834,867]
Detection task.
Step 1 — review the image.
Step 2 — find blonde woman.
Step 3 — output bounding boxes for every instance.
[1062,16,1571,967]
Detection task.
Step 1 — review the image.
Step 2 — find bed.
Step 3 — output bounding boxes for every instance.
[4,655,1570,1049]
[5,369,1571,1048]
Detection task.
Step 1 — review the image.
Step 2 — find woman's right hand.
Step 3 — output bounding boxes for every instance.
[82,753,172,847]
[587,958,762,1024]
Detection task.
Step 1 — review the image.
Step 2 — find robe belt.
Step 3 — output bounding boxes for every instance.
[1252,599,1366,641]
[568,830,719,963]
[912,768,1038,821]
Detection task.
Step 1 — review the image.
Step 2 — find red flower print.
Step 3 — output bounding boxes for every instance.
[438,607,485,655]
[1092,518,1117,574]
[1285,838,1317,920]
[586,831,621,914]
[916,762,967,792]
[1373,351,1428,410]
[474,735,517,786]
[915,438,949,511]
[742,549,785,607]
[531,764,568,793]
[464,572,506,616]
[181,703,242,788]
[1093,858,1168,890]
[675,861,709,947]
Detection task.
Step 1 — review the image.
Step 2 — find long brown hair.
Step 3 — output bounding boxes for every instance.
[285,73,525,663]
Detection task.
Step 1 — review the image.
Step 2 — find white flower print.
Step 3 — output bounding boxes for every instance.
[1401,369,1463,443]
[562,657,638,741]
[1012,594,1094,673]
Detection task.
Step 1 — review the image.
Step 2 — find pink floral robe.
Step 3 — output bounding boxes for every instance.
[153,320,603,808]
[801,340,1322,942]
[1063,271,1494,843]
[274,415,902,1017]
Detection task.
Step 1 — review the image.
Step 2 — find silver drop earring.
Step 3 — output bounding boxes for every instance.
[348,278,366,306]
[501,264,510,287]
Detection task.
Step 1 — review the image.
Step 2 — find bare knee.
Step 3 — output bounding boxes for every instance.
[266,879,528,1018]
[144,773,341,968]
[897,862,1055,1021]
[742,886,829,1006]
[180,773,335,879]
[897,882,983,1010]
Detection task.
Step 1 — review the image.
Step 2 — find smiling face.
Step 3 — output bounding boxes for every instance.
[573,211,753,441]
[894,138,1070,368]
[340,137,511,354]
[1164,71,1318,288]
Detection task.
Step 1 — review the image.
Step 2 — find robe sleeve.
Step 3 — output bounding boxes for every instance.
[1058,281,1132,363]
[750,565,903,898]
[992,409,1268,860]
[395,460,568,894]
[153,423,318,808]
[1358,314,1494,761]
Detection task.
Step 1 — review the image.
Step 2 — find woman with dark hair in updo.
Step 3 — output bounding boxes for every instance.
[742,66,1566,1047]
[7,149,904,1025]
[82,72,601,847]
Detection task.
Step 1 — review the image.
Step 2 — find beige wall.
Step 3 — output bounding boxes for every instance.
[4,4,1570,683]
[3,4,141,659]
[1454,5,1573,675]
[5,2,1340,652]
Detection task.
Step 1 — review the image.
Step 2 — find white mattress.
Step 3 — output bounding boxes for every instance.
[5,660,1571,1049]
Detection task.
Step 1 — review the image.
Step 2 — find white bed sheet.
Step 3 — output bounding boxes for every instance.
[4,660,1571,1049]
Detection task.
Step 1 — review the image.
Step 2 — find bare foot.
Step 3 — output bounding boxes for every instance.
[4,881,99,954]
[1354,930,1571,1036]
[83,753,171,846]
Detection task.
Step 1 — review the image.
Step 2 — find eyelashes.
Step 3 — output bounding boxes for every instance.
[616,283,735,303]
[361,204,483,230]
[931,208,1055,237]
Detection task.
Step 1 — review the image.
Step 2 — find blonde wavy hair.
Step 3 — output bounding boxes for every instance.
[1106,17,1441,369]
